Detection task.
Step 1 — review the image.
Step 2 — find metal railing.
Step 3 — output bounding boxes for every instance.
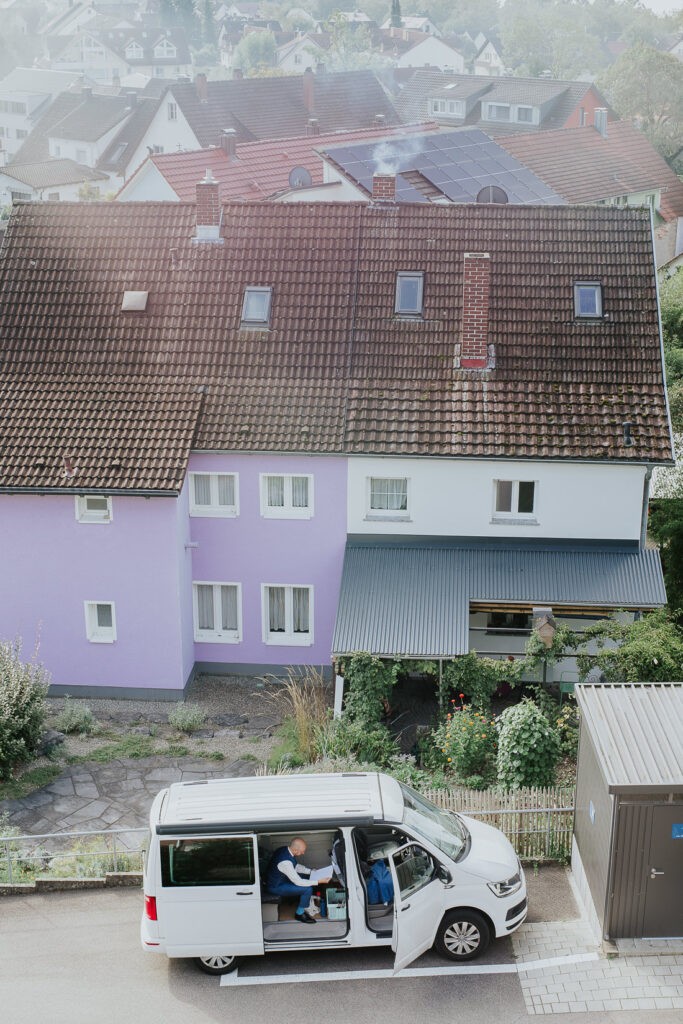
[0,827,147,885]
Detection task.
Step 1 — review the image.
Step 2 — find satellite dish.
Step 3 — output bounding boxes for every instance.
[289,166,313,190]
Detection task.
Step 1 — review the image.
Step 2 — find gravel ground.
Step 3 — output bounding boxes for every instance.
[41,674,327,767]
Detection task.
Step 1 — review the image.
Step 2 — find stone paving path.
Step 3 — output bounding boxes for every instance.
[0,756,258,840]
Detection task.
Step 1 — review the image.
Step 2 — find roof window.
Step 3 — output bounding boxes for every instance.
[574,282,602,318]
[121,290,148,311]
[395,272,424,316]
[241,286,272,328]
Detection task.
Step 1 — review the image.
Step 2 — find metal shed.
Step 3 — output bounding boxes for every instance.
[573,682,683,941]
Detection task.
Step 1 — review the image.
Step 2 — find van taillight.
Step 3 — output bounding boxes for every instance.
[145,895,157,921]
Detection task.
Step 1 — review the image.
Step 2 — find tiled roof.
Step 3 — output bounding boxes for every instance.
[97,94,166,174]
[124,123,440,200]
[100,26,191,65]
[0,159,108,188]
[395,70,611,132]
[171,70,400,147]
[0,200,671,491]
[499,121,683,222]
[11,92,134,163]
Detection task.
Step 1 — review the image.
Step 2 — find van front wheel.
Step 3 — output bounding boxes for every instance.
[434,911,490,962]
[196,954,239,975]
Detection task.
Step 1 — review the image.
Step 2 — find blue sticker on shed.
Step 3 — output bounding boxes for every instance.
[672,824,683,839]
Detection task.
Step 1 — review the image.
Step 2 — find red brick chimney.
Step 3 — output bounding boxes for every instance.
[303,66,315,114]
[371,173,396,203]
[460,252,491,368]
[194,169,222,243]
[195,72,208,102]
[220,128,237,158]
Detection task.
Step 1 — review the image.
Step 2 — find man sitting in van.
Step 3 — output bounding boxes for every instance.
[265,837,329,925]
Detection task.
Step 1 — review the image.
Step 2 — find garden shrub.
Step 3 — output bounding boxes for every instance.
[0,640,49,781]
[339,653,399,726]
[54,697,96,735]
[496,698,561,789]
[432,702,497,782]
[442,653,521,711]
[322,717,398,766]
[167,702,206,734]
[556,698,580,759]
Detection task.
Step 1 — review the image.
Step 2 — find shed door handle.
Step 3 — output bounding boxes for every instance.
[650,869,664,879]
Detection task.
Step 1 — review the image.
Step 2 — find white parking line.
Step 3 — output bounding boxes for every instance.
[220,951,600,987]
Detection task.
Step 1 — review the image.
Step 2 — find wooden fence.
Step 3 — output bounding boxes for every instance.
[423,786,575,861]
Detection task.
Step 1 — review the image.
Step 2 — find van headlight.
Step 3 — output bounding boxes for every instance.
[488,872,522,897]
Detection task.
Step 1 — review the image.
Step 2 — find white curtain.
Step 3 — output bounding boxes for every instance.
[221,585,238,631]
[267,476,285,507]
[197,585,214,630]
[217,475,235,507]
[292,588,309,633]
[194,474,211,505]
[371,477,407,511]
[291,476,308,508]
[268,587,286,632]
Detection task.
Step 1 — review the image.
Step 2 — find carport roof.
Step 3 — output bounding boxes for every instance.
[332,542,666,659]
[575,683,683,793]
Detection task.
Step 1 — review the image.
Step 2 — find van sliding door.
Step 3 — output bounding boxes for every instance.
[158,833,264,958]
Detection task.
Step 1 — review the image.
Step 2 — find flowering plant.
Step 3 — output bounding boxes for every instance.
[431,699,497,782]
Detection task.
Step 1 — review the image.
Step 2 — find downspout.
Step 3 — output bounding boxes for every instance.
[640,465,652,550]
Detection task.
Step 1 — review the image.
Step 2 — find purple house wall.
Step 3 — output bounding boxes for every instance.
[0,455,347,696]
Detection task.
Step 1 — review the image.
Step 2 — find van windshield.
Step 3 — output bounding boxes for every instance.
[400,783,469,862]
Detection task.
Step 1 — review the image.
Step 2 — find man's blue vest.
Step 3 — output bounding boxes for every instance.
[266,846,299,890]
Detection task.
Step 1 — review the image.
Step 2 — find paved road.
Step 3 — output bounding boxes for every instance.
[2,889,683,1024]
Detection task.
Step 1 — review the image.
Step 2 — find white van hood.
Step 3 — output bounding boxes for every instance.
[457,814,519,882]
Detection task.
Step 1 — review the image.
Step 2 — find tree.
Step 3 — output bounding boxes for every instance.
[599,44,683,168]
[232,30,277,74]
[390,0,401,29]
[326,16,391,72]
[200,0,218,46]
[500,0,607,79]
[575,609,683,682]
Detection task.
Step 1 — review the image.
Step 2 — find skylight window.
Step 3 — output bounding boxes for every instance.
[574,282,603,318]
[395,272,424,316]
[241,286,272,327]
[121,290,148,311]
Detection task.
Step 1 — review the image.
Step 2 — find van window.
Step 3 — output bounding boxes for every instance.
[393,845,434,899]
[400,784,469,862]
[160,837,255,887]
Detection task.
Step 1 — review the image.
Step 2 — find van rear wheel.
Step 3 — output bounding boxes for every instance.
[434,911,490,962]
[196,954,239,975]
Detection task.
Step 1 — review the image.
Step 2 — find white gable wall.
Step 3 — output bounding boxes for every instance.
[397,37,465,73]
[117,160,181,200]
[121,97,199,182]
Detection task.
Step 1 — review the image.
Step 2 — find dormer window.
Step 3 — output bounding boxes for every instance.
[486,103,510,122]
[154,38,177,58]
[241,286,272,327]
[574,282,602,318]
[516,105,533,123]
[395,272,424,316]
[125,41,144,59]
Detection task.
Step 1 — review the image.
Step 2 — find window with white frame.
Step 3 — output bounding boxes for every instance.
[368,477,409,518]
[154,38,177,58]
[167,101,177,120]
[125,41,144,59]
[485,103,510,121]
[395,272,424,315]
[263,584,312,645]
[189,472,239,517]
[574,282,602,318]
[84,601,116,643]
[430,98,446,114]
[493,479,536,520]
[241,286,272,327]
[516,105,533,123]
[75,494,113,523]
[261,474,313,518]
[193,582,241,642]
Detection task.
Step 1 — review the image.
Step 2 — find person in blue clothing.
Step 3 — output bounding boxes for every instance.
[266,837,330,924]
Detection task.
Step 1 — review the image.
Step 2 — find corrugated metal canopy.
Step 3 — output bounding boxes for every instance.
[332,543,666,659]
[575,683,683,793]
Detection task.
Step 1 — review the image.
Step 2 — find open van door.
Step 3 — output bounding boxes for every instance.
[388,842,442,972]
[159,833,265,958]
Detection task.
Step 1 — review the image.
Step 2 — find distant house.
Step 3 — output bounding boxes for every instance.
[164,69,399,148]
[47,26,192,84]
[381,14,441,37]
[117,123,438,202]
[275,33,329,73]
[394,36,466,73]
[0,67,84,161]
[473,37,504,76]
[0,196,670,695]
[396,70,615,135]
[500,120,683,267]
[666,35,683,61]
[0,158,108,204]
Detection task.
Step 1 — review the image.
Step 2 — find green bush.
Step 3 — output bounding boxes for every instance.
[442,653,521,711]
[496,698,561,789]
[432,703,497,780]
[54,697,96,735]
[556,699,579,759]
[339,653,399,726]
[0,640,49,781]
[322,717,398,766]
[167,702,206,734]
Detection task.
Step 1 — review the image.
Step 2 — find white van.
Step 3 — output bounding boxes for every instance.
[141,772,527,975]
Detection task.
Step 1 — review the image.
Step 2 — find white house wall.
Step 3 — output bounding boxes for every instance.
[121,99,199,182]
[117,161,180,200]
[397,37,465,73]
[346,457,646,541]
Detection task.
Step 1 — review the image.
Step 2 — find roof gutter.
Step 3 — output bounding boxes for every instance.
[0,487,180,497]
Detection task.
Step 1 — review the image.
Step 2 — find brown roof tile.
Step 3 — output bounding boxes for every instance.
[0,199,671,491]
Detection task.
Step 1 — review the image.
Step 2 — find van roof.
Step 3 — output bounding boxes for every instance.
[154,772,404,835]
